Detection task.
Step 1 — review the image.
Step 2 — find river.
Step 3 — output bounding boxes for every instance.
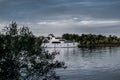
[46,47,120,80]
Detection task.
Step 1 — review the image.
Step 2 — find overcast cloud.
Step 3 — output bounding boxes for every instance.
[0,0,120,36]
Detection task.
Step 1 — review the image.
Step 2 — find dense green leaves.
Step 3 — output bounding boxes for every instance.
[0,22,65,80]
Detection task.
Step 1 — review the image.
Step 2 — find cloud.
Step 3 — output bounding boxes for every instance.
[79,20,120,26]
[0,24,5,27]
[0,0,120,22]
[37,19,120,27]
[0,0,120,36]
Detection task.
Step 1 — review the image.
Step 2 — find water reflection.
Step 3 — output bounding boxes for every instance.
[46,47,120,80]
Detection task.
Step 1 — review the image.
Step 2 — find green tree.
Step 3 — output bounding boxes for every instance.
[0,22,65,80]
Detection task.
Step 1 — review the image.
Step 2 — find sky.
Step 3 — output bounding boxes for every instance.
[0,0,120,36]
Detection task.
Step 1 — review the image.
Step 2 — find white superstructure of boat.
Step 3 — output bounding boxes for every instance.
[41,34,79,48]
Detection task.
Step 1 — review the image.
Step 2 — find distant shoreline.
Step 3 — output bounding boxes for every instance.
[62,33,120,47]
[78,44,120,48]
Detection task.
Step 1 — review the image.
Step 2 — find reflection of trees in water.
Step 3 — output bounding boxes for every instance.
[49,47,120,60]
[79,47,120,58]
[80,47,105,58]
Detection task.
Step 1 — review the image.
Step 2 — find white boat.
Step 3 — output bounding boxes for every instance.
[41,34,79,48]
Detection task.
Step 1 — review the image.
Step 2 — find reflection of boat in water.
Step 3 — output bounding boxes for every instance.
[41,34,79,48]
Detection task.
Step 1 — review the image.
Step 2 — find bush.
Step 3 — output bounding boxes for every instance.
[0,22,65,80]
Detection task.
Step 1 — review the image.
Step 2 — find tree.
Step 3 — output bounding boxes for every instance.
[0,22,65,80]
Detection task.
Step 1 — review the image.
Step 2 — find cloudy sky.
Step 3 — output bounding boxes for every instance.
[0,0,120,36]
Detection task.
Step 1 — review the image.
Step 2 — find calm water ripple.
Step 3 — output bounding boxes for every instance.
[47,47,120,80]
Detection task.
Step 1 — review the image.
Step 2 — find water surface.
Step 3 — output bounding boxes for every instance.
[47,47,120,80]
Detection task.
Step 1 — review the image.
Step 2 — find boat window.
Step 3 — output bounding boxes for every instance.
[52,41,61,44]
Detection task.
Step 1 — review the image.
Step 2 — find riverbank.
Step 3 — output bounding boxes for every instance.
[62,33,120,47]
[78,43,120,47]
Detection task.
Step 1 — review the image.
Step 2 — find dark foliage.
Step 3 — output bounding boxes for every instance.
[62,33,120,47]
[0,22,65,80]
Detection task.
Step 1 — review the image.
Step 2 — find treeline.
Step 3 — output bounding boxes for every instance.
[0,22,65,80]
[62,33,120,47]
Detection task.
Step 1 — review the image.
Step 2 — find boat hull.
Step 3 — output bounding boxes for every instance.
[41,43,79,48]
